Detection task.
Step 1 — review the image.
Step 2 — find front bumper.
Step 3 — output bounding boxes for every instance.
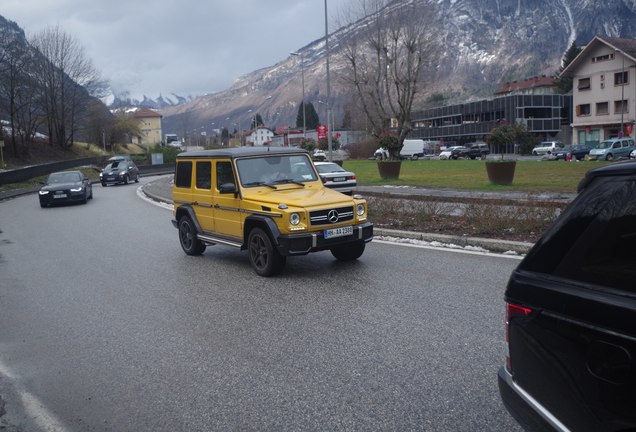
[276,222,373,256]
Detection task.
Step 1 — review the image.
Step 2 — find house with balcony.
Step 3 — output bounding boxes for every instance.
[561,36,636,146]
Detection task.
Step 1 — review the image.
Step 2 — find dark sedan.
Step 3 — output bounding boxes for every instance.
[100,160,140,186]
[554,144,593,160]
[313,161,357,195]
[38,170,93,207]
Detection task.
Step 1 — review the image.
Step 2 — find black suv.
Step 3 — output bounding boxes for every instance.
[450,143,490,159]
[498,160,636,431]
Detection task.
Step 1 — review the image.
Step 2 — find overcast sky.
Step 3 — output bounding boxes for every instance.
[4,0,350,101]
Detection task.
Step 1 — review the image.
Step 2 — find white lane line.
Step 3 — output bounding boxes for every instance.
[0,359,70,432]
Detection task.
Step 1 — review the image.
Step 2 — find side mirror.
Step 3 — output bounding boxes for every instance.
[219,182,237,194]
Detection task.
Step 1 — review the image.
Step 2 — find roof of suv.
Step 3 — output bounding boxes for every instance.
[176,147,308,159]
[577,159,636,192]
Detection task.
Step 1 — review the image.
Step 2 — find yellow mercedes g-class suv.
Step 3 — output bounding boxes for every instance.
[172,147,373,276]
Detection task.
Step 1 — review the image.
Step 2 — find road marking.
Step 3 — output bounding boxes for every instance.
[373,238,524,260]
[0,358,70,432]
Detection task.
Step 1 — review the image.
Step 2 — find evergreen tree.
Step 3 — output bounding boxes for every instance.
[556,41,582,94]
[296,101,320,130]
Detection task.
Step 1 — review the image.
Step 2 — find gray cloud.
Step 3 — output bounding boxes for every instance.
[4,0,349,99]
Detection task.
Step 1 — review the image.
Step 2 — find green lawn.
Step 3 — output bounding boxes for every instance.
[341,159,611,193]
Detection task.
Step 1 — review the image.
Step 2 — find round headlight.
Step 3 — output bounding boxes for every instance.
[290,212,300,225]
[356,204,365,216]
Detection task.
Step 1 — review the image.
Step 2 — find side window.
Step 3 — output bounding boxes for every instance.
[521,177,636,291]
[175,161,192,188]
[196,161,211,189]
[216,161,235,190]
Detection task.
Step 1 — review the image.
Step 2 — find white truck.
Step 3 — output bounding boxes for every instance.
[374,139,429,160]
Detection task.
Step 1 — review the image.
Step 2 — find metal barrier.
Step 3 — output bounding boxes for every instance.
[0,158,174,186]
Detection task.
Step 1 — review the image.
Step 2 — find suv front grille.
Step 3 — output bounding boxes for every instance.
[309,206,354,226]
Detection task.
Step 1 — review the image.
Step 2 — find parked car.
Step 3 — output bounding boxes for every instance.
[100,159,140,186]
[449,143,490,160]
[313,161,357,195]
[38,170,93,207]
[589,137,636,161]
[531,141,563,156]
[439,146,464,160]
[312,149,326,161]
[498,160,636,431]
[553,144,593,160]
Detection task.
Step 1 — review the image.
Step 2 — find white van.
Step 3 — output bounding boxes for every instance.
[374,139,426,160]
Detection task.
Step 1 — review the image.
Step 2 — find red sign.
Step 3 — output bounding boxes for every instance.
[317,125,327,139]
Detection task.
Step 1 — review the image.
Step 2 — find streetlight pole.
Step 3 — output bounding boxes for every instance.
[621,50,625,137]
[290,51,306,140]
[324,0,332,161]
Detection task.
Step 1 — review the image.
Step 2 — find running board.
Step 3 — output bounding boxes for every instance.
[197,233,242,249]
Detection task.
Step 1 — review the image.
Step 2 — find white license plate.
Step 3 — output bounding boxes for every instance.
[324,225,353,239]
[54,194,67,199]
[333,177,345,182]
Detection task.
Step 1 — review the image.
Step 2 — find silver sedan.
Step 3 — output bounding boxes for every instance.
[313,161,357,195]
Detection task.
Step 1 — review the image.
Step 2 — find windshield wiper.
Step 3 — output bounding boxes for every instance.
[243,181,277,189]
[271,178,306,187]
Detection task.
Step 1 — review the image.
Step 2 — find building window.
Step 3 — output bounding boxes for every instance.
[577,77,591,90]
[596,102,609,115]
[576,104,591,116]
[592,53,614,63]
[615,71,629,86]
[615,100,628,114]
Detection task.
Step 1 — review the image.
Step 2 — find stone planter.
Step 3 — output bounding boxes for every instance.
[485,160,516,185]
[377,161,402,179]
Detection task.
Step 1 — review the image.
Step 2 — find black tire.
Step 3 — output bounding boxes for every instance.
[101,182,107,187]
[178,216,206,256]
[82,191,88,204]
[123,174,129,185]
[40,202,47,208]
[135,174,139,183]
[89,188,93,199]
[606,153,614,161]
[248,227,286,276]
[330,242,366,261]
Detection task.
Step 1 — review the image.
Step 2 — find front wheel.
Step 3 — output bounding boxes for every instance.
[248,227,285,276]
[330,242,366,261]
[123,174,129,185]
[606,153,614,161]
[178,216,206,255]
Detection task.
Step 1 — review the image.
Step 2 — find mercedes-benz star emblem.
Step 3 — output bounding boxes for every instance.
[328,209,339,223]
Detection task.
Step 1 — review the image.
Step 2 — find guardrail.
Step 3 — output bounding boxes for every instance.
[0,158,174,186]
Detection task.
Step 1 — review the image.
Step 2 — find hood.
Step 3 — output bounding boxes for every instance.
[41,182,82,191]
[242,184,354,208]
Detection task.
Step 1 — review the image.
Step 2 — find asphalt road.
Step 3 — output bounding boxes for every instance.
[0,177,523,431]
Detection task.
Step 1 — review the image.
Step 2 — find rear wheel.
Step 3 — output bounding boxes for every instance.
[248,227,285,276]
[331,242,366,261]
[178,216,206,255]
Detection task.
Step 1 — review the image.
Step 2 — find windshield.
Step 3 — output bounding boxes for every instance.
[237,154,318,187]
[48,172,81,183]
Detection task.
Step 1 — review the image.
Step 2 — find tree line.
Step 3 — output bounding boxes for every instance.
[0,24,138,160]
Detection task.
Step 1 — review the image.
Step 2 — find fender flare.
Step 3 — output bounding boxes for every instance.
[174,205,203,234]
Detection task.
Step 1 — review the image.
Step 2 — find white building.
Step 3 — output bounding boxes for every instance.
[561,36,636,146]
[247,127,274,146]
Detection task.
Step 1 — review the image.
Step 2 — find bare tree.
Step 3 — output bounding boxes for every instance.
[338,0,439,159]
[0,34,42,157]
[30,25,103,150]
